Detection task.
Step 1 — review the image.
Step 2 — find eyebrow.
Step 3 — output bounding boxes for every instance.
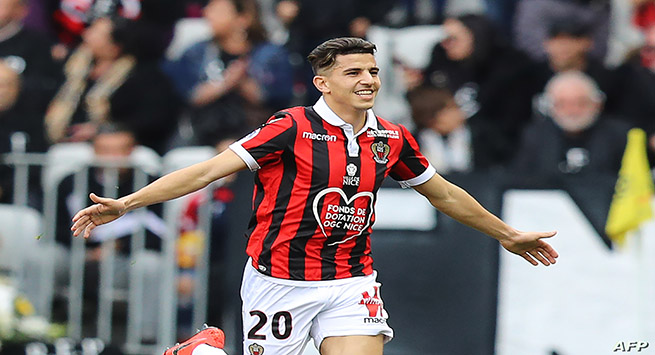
[342,66,380,73]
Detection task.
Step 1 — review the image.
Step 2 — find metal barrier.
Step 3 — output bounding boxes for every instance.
[1,138,215,354]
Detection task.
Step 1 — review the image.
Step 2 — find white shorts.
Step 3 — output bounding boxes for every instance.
[240,259,394,355]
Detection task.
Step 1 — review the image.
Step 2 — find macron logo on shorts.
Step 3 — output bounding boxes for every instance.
[360,286,383,317]
[302,131,337,142]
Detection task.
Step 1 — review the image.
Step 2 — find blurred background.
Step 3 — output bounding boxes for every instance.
[1,0,655,354]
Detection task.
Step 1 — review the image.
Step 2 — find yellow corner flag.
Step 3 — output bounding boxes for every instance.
[605,128,654,245]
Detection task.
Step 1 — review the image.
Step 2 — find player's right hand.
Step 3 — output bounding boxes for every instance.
[71,193,126,239]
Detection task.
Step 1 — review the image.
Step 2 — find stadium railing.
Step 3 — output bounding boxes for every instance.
[1,139,216,354]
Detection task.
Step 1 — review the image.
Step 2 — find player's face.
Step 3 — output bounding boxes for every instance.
[319,53,381,113]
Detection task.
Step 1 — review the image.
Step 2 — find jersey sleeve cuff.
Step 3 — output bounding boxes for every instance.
[397,164,436,188]
[229,142,261,171]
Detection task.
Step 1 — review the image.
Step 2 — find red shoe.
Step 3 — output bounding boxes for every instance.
[164,325,227,355]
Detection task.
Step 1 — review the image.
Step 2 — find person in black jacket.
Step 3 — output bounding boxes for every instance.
[0,0,60,97]
[528,17,630,122]
[422,14,536,159]
[44,15,180,155]
[0,60,48,207]
[510,70,632,187]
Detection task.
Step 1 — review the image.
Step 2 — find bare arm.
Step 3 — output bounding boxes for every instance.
[71,148,247,238]
[413,173,559,266]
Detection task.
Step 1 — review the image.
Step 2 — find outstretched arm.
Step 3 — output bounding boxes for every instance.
[71,148,247,239]
[413,173,559,266]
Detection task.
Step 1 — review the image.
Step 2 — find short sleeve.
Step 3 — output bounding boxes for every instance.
[229,113,296,171]
[389,125,436,188]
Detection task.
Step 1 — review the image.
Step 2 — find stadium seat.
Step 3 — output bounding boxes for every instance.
[0,204,43,272]
[0,204,46,311]
[374,187,437,230]
[162,146,216,174]
[42,142,94,192]
[366,25,446,126]
[42,142,162,192]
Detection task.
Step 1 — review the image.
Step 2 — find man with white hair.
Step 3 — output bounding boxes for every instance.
[511,70,633,184]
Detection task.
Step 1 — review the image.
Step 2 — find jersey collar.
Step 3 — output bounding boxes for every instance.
[313,96,378,135]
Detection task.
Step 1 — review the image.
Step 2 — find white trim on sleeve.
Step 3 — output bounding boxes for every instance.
[397,164,436,189]
[229,142,261,171]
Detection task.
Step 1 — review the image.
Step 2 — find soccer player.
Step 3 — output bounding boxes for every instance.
[71,37,558,355]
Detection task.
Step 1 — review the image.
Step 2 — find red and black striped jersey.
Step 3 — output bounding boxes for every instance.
[230,97,436,281]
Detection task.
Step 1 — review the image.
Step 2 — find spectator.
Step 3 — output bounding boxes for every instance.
[421,13,535,159]
[164,0,293,146]
[52,123,164,341]
[381,0,447,27]
[44,15,181,154]
[513,0,611,62]
[529,17,632,121]
[275,0,395,104]
[0,0,60,104]
[407,85,507,174]
[50,0,184,58]
[616,23,655,157]
[0,60,47,207]
[510,71,632,187]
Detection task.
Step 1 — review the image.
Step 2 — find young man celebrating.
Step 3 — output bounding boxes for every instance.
[71,37,558,355]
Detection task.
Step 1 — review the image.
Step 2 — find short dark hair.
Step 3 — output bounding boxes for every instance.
[96,122,135,137]
[307,37,376,74]
[110,16,167,62]
[547,17,592,38]
[407,85,457,129]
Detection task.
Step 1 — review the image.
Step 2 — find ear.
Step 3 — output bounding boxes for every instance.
[312,75,330,94]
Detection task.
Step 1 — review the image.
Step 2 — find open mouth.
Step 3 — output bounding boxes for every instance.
[355,89,375,97]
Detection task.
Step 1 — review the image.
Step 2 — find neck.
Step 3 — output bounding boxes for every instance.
[323,96,368,132]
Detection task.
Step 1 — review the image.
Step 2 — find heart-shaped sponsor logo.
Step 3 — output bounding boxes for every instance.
[312,187,375,246]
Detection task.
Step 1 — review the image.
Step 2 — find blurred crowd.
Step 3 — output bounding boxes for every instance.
[1,0,654,199]
[2,0,655,344]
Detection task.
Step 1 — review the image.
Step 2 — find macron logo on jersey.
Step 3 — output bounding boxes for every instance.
[302,131,337,142]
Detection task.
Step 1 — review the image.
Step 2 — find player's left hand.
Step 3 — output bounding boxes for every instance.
[499,231,559,266]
